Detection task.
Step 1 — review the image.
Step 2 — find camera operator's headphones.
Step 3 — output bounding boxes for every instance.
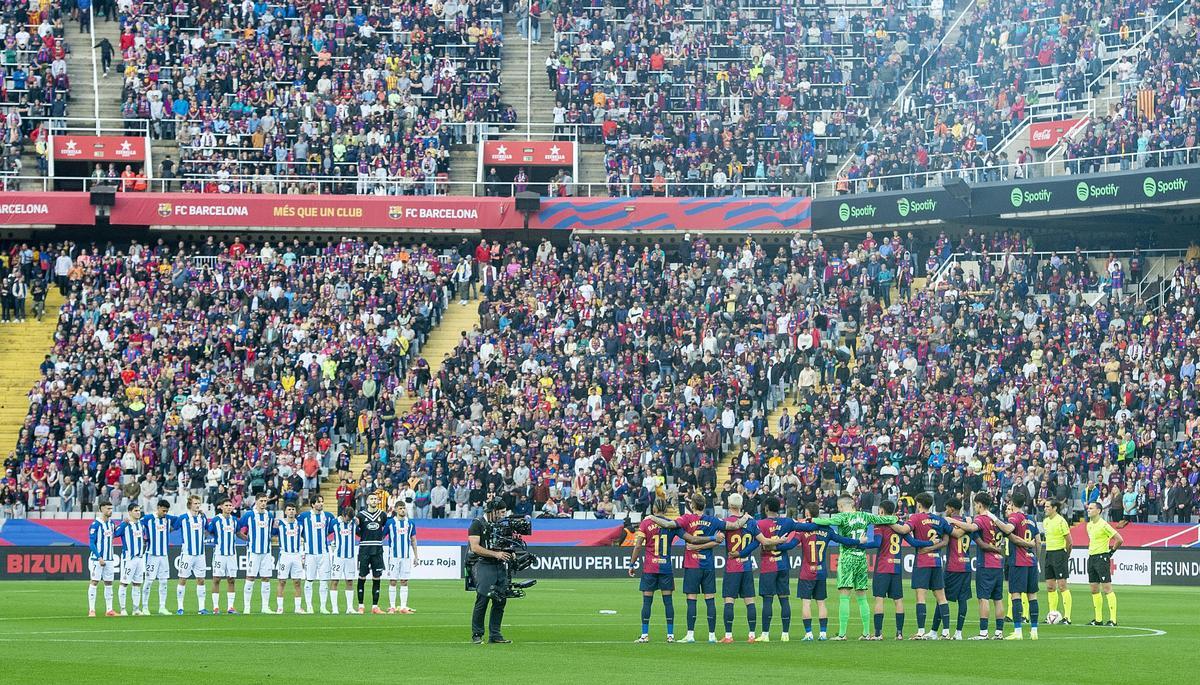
[485,500,507,514]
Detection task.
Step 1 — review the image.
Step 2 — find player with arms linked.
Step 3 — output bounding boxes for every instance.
[792,502,864,641]
[86,500,116,617]
[898,493,952,639]
[207,498,240,614]
[943,498,974,639]
[629,499,679,643]
[735,496,800,642]
[1004,492,1041,640]
[813,495,898,640]
[718,494,759,643]
[949,492,1015,639]
[861,500,932,640]
[649,494,748,643]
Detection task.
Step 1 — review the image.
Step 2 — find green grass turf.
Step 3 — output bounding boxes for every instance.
[1,580,1197,684]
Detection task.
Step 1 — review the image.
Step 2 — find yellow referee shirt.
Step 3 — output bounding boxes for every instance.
[1086,518,1117,555]
[1043,513,1072,551]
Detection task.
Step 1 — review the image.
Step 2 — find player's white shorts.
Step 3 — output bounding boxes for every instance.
[176,554,207,579]
[88,558,115,582]
[145,555,170,581]
[304,552,332,581]
[213,554,240,578]
[385,555,413,581]
[247,552,275,578]
[277,553,303,580]
[330,556,358,581]
[121,556,146,584]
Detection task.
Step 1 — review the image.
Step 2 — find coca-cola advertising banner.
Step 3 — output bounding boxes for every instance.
[51,135,148,161]
[0,192,94,225]
[1029,118,1083,149]
[483,140,574,166]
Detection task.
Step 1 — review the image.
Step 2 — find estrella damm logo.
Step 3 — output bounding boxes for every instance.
[1143,176,1157,197]
[838,203,851,222]
[157,203,173,217]
[897,197,910,217]
[1076,182,1090,202]
[387,205,404,220]
[1010,187,1024,208]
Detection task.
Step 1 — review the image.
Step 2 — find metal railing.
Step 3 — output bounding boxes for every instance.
[6,143,1200,197]
[929,248,1189,291]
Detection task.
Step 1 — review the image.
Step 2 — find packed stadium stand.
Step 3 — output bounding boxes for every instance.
[2,234,1197,527]
[0,0,1199,526]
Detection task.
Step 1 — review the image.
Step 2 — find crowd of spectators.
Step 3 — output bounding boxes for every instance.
[841,0,1176,193]
[0,0,79,185]
[111,0,507,194]
[1061,4,1200,175]
[543,0,956,196]
[2,231,1199,527]
[0,237,456,517]
[374,230,1198,525]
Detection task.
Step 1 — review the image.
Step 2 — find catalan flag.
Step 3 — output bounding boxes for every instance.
[1137,89,1156,119]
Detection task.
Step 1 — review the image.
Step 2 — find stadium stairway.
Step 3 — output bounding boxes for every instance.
[316,295,482,502]
[0,289,65,452]
[709,279,922,500]
[712,394,803,499]
[499,14,557,124]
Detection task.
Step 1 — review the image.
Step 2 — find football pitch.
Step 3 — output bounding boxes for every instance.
[2,581,1197,684]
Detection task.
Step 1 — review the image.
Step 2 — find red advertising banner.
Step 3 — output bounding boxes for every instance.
[51,135,148,162]
[0,191,811,231]
[0,192,94,225]
[483,140,574,166]
[1030,118,1083,149]
[109,193,525,230]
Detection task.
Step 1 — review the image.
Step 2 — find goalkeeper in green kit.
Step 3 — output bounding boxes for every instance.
[814,495,898,640]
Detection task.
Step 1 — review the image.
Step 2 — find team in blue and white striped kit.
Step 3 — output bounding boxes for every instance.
[84,494,419,618]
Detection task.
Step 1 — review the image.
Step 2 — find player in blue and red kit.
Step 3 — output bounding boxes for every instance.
[629,499,678,643]
[792,502,863,641]
[899,492,952,639]
[862,500,933,640]
[737,497,799,642]
[943,498,974,639]
[949,492,1016,639]
[718,493,758,643]
[650,494,748,643]
[1005,491,1041,640]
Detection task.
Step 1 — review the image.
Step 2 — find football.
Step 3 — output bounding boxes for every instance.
[1045,611,1063,625]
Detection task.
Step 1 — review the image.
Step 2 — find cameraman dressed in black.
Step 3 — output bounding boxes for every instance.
[468,501,513,644]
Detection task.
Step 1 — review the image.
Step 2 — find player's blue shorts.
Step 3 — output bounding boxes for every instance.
[1008,565,1039,595]
[723,571,755,599]
[683,568,715,595]
[759,569,790,596]
[976,567,1003,601]
[945,571,972,602]
[912,566,946,590]
[639,572,674,592]
[872,572,903,599]
[796,577,827,601]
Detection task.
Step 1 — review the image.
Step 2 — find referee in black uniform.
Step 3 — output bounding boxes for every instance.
[468,500,513,643]
[356,493,387,613]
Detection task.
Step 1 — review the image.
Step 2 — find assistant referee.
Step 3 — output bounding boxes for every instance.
[468,500,514,644]
[1041,499,1073,624]
[1085,501,1122,626]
